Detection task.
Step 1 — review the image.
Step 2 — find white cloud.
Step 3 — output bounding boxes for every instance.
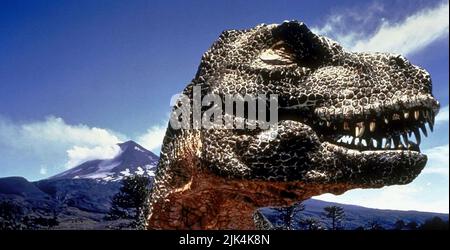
[423,144,449,176]
[313,1,449,56]
[21,116,122,147]
[39,166,48,175]
[316,184,449,213]
[136,125,166,152]
[436,105,449,123]
[20,117,126,168]
[0,116,126,172]
[352,2,449,55]
[423,167,449,175]
[65,144,122,168]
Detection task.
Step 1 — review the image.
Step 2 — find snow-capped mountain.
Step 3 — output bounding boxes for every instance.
[50,141,159,181]
[0,141,160,229]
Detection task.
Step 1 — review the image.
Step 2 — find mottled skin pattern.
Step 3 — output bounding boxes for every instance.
[146,21,439,229]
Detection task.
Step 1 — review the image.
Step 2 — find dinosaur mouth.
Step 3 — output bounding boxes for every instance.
[316,108,434,152]
[279,97,439,153]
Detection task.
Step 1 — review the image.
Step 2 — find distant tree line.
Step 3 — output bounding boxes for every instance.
[391,217,448,230]
[0,200,59,230]
[276,202,449,230]
[277,204,345,230]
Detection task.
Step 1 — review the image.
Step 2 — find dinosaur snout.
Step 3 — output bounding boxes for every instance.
[388,54,411,68]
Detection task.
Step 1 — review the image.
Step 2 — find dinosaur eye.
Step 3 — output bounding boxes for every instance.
[259,41,295,65]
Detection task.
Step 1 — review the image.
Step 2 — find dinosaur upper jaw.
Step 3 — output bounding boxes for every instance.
[278,94,438,184]
[280,94,439,153]
[317,94,438,153]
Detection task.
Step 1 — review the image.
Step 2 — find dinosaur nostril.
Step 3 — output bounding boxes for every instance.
[391,55,408,68]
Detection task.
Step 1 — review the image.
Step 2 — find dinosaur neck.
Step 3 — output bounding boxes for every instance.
[146,129,269,229]
[147,169,259,229]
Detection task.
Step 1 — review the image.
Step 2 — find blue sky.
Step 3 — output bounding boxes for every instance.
[0,0,448,212]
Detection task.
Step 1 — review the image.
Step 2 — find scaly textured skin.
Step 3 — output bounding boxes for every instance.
[146,21,439,229]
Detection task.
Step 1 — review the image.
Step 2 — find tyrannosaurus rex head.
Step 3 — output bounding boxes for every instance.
[156,21,439,207]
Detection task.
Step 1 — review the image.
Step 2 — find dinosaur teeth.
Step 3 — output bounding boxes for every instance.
[376,138,382,148]
[369,121,376,132]
[401,132,409,146]
[355,122,365,137]
[392,135,401,148]
[403,111,409,119]
[332,130,425,151]
[419,123,428,137]
[385,138,391,148]
[414,110,420,120]
[424,110,434,126]
[326,107,435,152]
[413,128,421,144]
[362,139,368,147]
[422,110,429,119]
[426,115,434,131]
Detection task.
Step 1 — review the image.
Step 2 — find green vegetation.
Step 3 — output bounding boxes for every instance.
[0,200,59,230]
[323,206,345,230]
[106,175,150,228]
[272,203,448,230]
